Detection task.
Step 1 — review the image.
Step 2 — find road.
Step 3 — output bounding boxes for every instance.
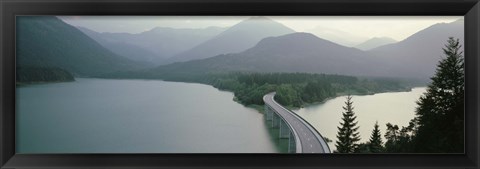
[263,92,331,153]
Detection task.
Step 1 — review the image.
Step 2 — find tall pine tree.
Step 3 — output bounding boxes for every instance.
[384,123,400,152]
[335,95,361,153]
[369,121,384,153]
[413,37,464,153]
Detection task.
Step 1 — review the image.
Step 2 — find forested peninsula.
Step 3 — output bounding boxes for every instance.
[101,71,420,108]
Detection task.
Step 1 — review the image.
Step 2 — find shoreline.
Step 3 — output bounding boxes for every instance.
[16,79,75,86]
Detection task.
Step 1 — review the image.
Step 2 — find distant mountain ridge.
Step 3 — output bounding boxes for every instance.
[17,16,147,76]
[166,16,296,63]
[21,16,462,80]
[78,26,226,65]
[308,26,368,47]
[144,19,464,79]
[355,37,397,51]
[77,27,162,64]
[368,19,464,78]
[148,32,387,77]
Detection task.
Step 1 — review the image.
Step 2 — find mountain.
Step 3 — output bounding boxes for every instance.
[308,26,368,47]
[77,27,162,64]
[167,16,296,63]
[102,19,464,80]
[369,19,464,78]
[16,16,147,76]
[355,37,397,51]
[147,33,388,78]
[78,26,225,64]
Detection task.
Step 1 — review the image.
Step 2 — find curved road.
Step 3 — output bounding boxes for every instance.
[263,92,331,153]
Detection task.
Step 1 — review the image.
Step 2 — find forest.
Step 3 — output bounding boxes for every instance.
[204,73,412,108]
[17,66,75,84]
[102,70,414,108]
[335,37,464,153]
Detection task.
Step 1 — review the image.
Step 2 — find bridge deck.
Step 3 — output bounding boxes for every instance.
[263,92,330,153]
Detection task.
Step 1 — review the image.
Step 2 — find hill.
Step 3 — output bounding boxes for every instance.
[79,26,225,64]
[369,19,464,78]
[146,33,387,78]
[102,19,464,80]
[77,27,162,64]
[355,37,397,51]
[16,16,147,76]
[167,16,295,63]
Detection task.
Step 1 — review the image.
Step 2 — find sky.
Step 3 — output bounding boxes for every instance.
[59,16,462,42]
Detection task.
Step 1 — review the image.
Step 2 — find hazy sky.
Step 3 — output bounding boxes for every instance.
[59,16,462,42]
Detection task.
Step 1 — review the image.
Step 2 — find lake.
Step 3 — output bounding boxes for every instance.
[293,87,427,151]
[16,78,278,153]
[16,78,426,153]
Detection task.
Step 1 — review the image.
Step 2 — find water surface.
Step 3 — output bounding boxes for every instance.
[16,78,427,153]
[293,87,427,151]
[17,78,277,153]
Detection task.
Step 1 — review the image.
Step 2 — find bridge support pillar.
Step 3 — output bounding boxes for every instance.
[279,120,290,139]
[265,105,273,121]
[272,113,280,128]
[288,132,296,153]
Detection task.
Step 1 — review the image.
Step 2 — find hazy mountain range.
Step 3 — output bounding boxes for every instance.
[16,16,147,76]
[166,16,296,64]
[355,37,398,51]
[368,19,464,78]
[308,29,399,50]
[150,33,383,77]
[16,16,464,80]
[78,26,225,64]
[147,18,463,79]
[308,26,368,47]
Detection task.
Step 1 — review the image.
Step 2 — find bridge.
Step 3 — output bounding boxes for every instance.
[263,92,331,153]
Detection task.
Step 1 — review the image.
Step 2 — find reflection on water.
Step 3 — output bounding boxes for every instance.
[264,118,289,153]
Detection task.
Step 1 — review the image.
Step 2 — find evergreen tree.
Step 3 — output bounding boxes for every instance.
[384,123,400,152]
[354,143,371,153]
[384,122,416,153]
[413,37,464,153]
[368,121,384,153]
[335,95,361,153]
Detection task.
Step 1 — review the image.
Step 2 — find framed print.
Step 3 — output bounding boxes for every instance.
[1,0,479,168]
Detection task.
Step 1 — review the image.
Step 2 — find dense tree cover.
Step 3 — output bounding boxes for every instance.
[336,37,464,153]
[383,121,416,152]
[205,73,411,108]
[17,66,75,84]
[347,121,386,153]
[335,95,361,153]
[382,37,464,153]
[101,71,412,108]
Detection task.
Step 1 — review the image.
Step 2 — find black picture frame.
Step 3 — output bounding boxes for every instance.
[1,0,479,168]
